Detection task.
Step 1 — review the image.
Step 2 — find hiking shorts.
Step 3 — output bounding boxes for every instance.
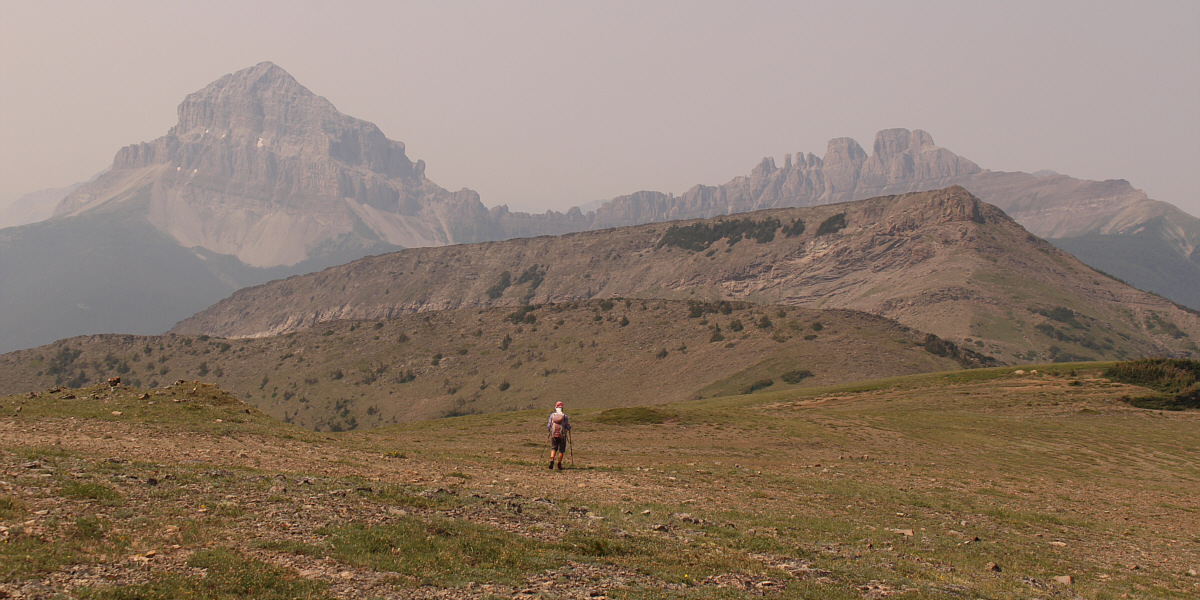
[551,436,567,453]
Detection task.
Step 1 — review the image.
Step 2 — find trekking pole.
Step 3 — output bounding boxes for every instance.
[541,433,550,464]
[568,430,574,468]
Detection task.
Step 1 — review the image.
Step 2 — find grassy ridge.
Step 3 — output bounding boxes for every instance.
[0,300,969,432]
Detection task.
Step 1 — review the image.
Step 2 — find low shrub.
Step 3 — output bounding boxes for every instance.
[743,378,774,394]
[0,497,24,519]
[780,370,814,384]
[595,406,673,425]
[816,212,847,235]
[485,271,512,299]
[318,519,547,586]
[657,217,782,251]
[781,217,806,237]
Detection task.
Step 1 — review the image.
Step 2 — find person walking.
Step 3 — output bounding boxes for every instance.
[547,401,571,470]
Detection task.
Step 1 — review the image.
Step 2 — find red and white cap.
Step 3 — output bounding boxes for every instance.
[555,401,564,408]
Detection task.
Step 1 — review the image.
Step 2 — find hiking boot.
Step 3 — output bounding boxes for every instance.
[548,461,554,470]
[556,462,563,470]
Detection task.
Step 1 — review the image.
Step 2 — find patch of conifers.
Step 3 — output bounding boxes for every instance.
[1104,358,1200,410]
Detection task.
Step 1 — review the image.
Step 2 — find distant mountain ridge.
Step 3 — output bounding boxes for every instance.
[583,129,983,228]
[576,128,1200,309]
[2,62,1197,355]
[0,182,83,229]
[579,127,1190,237]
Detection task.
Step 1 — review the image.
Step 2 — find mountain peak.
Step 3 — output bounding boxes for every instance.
[53,63,472,268]
[172,61,326,140]
[215,60,297,87]
[244,60,290,78]
[871,128,935,157]
[98,62,421,185]
[211,61,310,103]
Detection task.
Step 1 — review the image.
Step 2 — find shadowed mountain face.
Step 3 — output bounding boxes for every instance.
[172,187,1200,365]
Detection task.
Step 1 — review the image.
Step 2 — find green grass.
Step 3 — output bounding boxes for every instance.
[0,496,24,519]
[60,481,123,506]
[72,516,110,540]
[319,518,554,587]
[77,548,332,599]
[0,532,81,582]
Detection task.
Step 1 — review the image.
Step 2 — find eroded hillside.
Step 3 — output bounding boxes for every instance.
[173,188,1200,364]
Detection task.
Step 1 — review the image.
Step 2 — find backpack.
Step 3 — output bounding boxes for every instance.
[550,412,566,439]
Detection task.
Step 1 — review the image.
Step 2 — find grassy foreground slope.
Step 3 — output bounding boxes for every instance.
[2,366,1197,599]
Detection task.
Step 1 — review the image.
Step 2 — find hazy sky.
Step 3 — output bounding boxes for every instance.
[2,1,1198,216]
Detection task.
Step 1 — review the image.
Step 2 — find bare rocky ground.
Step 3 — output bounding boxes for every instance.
[1,369,1198,599]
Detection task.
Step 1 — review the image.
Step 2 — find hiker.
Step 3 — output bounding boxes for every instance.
[547,401,571,470]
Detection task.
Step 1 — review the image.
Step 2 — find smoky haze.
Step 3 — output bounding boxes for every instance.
[1,1,1197,216]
